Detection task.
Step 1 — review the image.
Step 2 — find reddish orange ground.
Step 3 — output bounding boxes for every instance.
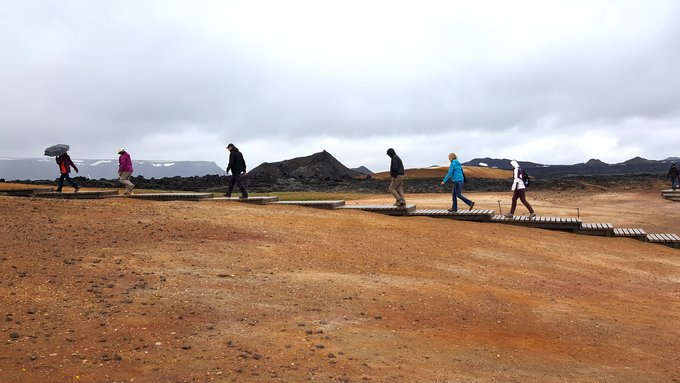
[1,183,679,382]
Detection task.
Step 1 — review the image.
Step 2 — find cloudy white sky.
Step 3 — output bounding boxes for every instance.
[1,0,679,172]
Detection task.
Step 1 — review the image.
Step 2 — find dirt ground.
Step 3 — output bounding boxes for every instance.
[1,183,679,382]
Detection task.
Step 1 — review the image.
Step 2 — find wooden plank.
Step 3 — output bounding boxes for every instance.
[127,193,214,201]
[273,200,345,209]
[212,196,279,204]
[33,190,118,199]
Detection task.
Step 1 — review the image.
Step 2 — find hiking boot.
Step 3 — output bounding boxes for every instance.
[74,186,80,192]
[393,201,401,206]
[504,213,513,218]
[398,201,407,207]
[447,208,456,213]
[468,201,475,210]
[224,193,231,198]
[529,212,536,219]
[239,195,248,199]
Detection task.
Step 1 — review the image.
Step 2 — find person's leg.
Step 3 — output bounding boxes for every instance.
[388,176,402,204]
[509,189,519,215]
[119,172,134,193]
[66,174,79,191]
[235,173,248,198]
[395,175,406,204]
[518,189,535,214]
[56,174,66,192]
[226,175,236,197]
[673,176,679,190]
[455,181,473,208]
[450,185,457,211]
[452,182,462,211]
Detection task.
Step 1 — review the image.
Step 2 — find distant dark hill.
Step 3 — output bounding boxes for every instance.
[583,159,609,166]
[248,150,361,181]
[352,166,374,175]
[462,158,545,169]
[462,156,672,178]
[621,156,657,165]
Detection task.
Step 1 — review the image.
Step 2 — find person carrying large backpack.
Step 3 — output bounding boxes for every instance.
[505,160,535,219]
[669,161,680,190]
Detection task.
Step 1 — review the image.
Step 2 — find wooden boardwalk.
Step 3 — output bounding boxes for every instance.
[613,228,647,241]
[33,190,118,199]
[339,204,416,216]
[576,223,615,236]
[409,209,494,221]
[126,193,214,201]
[491,215,582,231]
[661,189,680,202]
[273,200,345,209]
[0,187,54,196]
[646,233,680,249]
[211,196,280,205]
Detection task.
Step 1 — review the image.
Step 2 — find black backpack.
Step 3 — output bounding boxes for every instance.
[518,167,530,187]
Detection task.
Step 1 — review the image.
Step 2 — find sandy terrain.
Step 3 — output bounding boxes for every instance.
[1,183,679,382]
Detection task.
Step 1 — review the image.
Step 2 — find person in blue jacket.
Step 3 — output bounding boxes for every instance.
[440,153,475,212]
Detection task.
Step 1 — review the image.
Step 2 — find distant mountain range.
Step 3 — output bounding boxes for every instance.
[462,156,678,177]
[0,157,224,181]
[2,154,677,181]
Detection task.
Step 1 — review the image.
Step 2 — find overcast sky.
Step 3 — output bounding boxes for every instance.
[1,0,679,172]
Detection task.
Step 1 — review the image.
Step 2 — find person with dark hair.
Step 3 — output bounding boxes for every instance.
[668,161,679,191]
[225,143,248,198]
[440,152,474,212]
[386,148,406,207]
[55,151,79,192]
[505,160,535,219]
[117,148,135,195]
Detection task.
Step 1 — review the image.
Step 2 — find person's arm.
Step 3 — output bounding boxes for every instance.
[69,158,79,173]
[441,162,454,185]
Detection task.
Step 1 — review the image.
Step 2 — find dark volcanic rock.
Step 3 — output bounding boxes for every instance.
[248,151,361,181]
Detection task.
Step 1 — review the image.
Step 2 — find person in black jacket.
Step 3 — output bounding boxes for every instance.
[669,161,679,190]
[386,148,406,207]
[225,143,248,198]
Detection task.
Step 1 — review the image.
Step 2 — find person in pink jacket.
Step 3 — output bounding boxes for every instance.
[117,148,135,194]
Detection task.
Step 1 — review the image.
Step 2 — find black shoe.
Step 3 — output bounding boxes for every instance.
[74,186,80,192]
[398,201,407,207]
[224,194,231,198]
[239,195,248,199]
[468,202,475,210]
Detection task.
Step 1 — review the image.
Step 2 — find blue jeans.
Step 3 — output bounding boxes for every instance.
[451,181,473,211]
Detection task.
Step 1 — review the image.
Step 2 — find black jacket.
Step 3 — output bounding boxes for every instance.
[389,154,405,178]
[669,164,679,178]
[227,149,246,174]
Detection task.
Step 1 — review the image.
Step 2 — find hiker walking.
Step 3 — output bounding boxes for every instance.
[117,148,135,194]
[668,161,679,190]
[506,160,536,219]
[225,143,248,198]
[55,151,80,192]
[440,153,475,212]
[386,148,406,207]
